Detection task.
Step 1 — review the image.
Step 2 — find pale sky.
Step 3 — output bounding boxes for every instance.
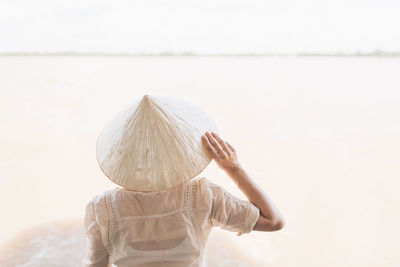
[1,0,399,54]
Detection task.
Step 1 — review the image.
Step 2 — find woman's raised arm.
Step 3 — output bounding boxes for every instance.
[202,131,285,231]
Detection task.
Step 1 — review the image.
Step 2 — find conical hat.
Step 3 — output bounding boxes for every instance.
[96,94,219,191]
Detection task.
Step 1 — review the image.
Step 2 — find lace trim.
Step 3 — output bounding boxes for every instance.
[185,180,203,247]
[103,191,119,258]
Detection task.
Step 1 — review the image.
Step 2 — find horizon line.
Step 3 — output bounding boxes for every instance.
[1,50,400,57]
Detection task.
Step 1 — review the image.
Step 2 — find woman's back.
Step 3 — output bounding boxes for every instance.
[83,176,260,267]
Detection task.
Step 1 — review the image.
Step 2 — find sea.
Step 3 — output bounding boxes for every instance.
[0,56,399,266]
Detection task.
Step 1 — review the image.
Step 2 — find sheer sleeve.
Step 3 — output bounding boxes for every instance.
[82,200,110,267]
[203,178,260,236]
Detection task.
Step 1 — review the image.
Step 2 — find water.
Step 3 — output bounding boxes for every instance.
[0,56,399,266]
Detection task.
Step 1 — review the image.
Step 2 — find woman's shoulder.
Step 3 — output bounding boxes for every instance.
[86,188,119,212]
[192,176,224,199]
[84,188,120,226]
[194,176,222,191]
[192,176,209,191]
[194,176,240,201]
[89,188,117,201]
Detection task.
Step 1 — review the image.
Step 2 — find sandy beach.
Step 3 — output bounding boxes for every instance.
[0,56,399,266]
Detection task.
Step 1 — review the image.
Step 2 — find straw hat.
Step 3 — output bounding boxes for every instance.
[96,94,219,191]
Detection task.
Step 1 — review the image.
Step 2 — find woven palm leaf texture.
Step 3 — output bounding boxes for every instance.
[96,94,219,191]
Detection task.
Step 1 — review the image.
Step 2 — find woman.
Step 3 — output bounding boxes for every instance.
[83,95,284,267]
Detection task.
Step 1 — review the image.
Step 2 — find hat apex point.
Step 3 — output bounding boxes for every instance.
[141,94,153,104]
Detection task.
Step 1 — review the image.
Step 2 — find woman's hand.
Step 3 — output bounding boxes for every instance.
[202,131,285,232]
[201,131,240,174]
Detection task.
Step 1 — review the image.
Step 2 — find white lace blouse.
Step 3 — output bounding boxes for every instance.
[82,176,260,267]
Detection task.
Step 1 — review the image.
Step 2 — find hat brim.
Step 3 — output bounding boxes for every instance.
[96,95,219,191]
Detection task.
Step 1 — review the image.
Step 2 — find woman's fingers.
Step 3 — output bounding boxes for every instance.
[202,135,218,158]
[204,132,227,158]
[225,141,236,153]
[210,132,232,154]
